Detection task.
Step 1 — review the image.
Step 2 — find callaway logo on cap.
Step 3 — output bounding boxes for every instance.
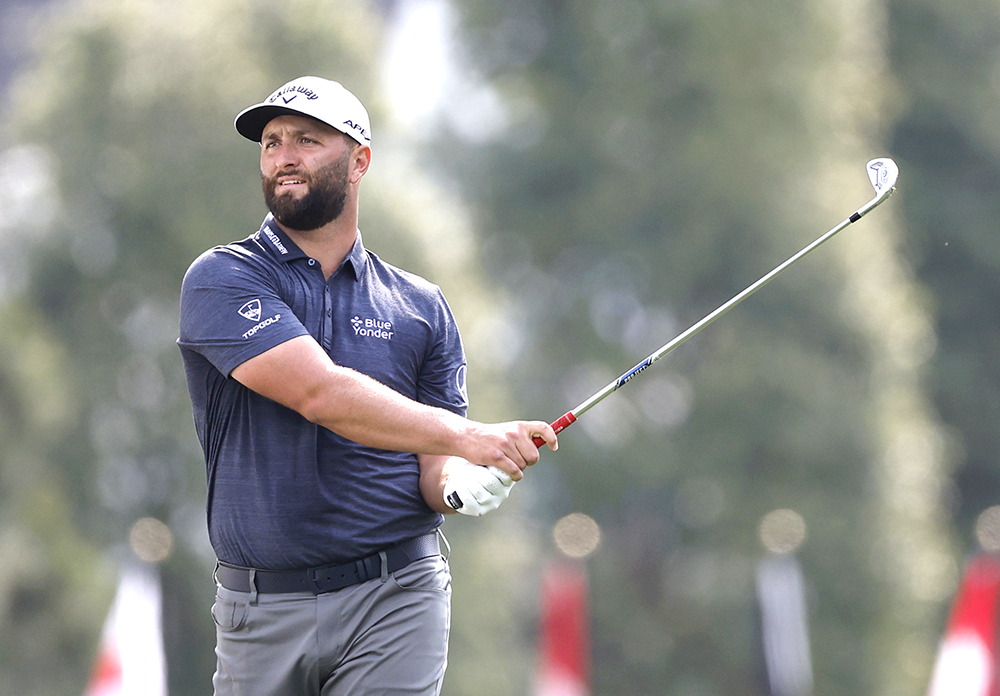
[234,76,372,147]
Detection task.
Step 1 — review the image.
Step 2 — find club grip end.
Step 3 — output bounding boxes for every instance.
[532,412,577,448]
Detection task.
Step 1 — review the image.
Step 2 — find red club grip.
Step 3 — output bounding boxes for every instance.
[532,412,577,448]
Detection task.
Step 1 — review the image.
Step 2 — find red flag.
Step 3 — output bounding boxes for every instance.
[927,553,1000,696]
[534,561,590,696]
[84,565,166,696]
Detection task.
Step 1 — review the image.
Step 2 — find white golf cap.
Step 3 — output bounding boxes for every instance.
[234,76,371,147]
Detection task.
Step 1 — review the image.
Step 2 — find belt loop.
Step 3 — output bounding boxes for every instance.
[248,569,258,606]
[379,551,389,582]
[437,529,451,560]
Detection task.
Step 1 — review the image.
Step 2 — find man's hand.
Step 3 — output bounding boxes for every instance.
[460,420,558,481]
[443,461,516,517]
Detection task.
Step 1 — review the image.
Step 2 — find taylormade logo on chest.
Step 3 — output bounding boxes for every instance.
[351,316,394,341]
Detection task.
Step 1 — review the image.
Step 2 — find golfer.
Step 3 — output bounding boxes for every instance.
[178,76,557,696]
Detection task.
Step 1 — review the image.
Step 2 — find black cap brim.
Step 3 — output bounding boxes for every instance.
[234,105,312,142]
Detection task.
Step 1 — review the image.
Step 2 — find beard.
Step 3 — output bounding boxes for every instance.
[262,151,350,231]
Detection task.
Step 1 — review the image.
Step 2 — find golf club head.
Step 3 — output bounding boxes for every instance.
[866,157,898,204]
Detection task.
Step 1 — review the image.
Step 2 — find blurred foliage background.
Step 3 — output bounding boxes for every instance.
[0,0,998,694]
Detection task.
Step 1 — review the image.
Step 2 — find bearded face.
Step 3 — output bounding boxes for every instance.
[262,146,351,231]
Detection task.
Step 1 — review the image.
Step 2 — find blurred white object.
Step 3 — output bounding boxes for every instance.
[756,554,813,696]
[84,563,166,696]
[926,553,1000,696]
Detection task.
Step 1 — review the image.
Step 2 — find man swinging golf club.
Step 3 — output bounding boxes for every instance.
[178,75,557,696]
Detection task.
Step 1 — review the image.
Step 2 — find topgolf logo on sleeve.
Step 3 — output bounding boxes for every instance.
[238,300,262,321]
[238,299,282,339]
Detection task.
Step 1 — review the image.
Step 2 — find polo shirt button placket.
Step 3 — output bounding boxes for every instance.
[322,286,334,350]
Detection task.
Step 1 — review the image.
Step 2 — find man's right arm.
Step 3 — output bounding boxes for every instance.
[230,335,557,479]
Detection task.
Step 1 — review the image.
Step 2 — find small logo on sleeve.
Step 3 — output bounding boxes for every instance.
[239,299,262,321]
[238,299,281,339]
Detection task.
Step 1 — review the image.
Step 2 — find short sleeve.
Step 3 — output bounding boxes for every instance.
[415,287,469,417]
[178,245,310,376]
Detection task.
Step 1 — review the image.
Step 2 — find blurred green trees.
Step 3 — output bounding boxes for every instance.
[442,0,957,694]
[1,1,422,693]
[1,0,999,694]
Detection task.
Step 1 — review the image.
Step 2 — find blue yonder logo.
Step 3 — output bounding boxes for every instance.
[351,316,393,341]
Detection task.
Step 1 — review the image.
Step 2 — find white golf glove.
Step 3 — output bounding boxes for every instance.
[443,462,516,517]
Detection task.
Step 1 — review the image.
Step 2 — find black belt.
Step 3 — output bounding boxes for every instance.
[215,532,440,595]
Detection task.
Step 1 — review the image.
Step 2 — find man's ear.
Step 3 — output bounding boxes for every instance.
[350,145,372,184]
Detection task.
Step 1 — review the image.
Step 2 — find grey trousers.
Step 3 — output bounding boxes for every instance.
[211,555,452,696]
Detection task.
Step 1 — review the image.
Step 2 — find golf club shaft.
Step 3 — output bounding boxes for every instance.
[532,159,897,447]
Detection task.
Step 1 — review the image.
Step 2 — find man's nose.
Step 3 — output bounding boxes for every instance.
[267,142,302,170]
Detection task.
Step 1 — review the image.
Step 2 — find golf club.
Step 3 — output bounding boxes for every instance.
[531,157,899,447]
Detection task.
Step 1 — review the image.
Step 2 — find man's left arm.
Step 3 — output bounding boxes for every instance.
[419,454,458,514]
[420,453,516,517]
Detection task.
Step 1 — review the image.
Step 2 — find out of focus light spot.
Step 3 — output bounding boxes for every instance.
[638,373,692,430]
[0,144,58,296]
[381,0,451,130]
[0,144,58,234]
[579,397,636,449]
[927,633,991,696]
[976,506,1000,552]
[380,0,509,142]
[759,509,807,555]
[554,513,601,558]
[129,517,174,563]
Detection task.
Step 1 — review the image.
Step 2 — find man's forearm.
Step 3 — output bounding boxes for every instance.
[231,335,556,476]
[418,454,457,515]
[301,364,473,456]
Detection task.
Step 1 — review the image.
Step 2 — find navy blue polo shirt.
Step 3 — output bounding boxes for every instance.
[178,215,468,570]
